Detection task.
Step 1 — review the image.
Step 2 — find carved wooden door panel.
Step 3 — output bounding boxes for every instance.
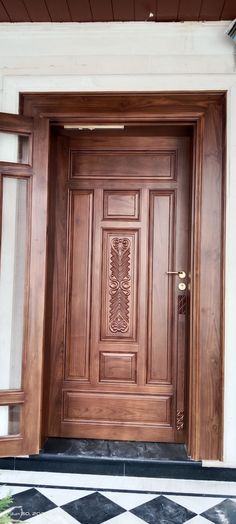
[47,129,191,442]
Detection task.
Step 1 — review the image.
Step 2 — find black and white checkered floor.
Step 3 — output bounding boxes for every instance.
[1,470,236,523]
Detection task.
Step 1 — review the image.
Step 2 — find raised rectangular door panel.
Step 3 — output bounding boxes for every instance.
[65,190,93,381]
[147,191,175,384]
[63,392,171,425]
[103,190,140,220]
[47,130,190,442]
[71,150,176,179]
[100,352,136,382]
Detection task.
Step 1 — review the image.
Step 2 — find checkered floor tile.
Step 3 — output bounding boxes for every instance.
[1,483,236,523]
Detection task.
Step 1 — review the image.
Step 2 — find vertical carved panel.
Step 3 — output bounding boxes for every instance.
[109,237,131,334]
[101,231,137,340]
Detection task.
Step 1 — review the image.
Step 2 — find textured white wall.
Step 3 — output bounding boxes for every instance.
[0,21,235,464]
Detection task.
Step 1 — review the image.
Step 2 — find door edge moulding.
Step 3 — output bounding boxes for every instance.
[0,92,225,461]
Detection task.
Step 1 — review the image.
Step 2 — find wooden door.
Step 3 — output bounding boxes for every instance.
[46,127,191,442]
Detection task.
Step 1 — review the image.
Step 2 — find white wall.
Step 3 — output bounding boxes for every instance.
[0,21,236,465]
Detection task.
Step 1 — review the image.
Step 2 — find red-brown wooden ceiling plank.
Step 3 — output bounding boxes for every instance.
[178,0,202,21]
[135,0,157,21]
[1,0,31,21]
[23,0,51,21]
[0,0,10,20]
[156,0,179,21]
[112,0,134,21]
[67,0,92,21]
[90,0,114,21]
[199,0,225,21]
[220,0,236,19]
[45,0,71,21]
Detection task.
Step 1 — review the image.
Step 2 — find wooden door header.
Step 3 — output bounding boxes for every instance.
[21,92,225,122]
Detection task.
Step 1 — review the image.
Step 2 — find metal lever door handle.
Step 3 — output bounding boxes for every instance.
[166,271,186,279]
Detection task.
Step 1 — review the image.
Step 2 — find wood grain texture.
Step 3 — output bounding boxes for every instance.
[90,0,113,21]
[148,192,175,383]
[112,0,134,21]
[1,0,229,21]
[0,391,24,405]
[0,1,10,21]
[103,190,140,219]
[187,98,225,460]
[0,112,33,134]
[46,135,70,436]
[21,92,224,121]
[22,117,50,454]
[200,0,224,20]
[0,112,34,458]
[135,0,156,21]
[45,0,71,21]
[190,100,225,459]
[178,0,202,21]
[67,0,92,21]
[100,352,136,382]
[23,0,51,21]
[1,0,30,21]
[46,129,189,442]
[65,190,93,381]
[220,0,236,19]
[71,150,175,179]
[21,92,225,460]
[156,0,179,20]
[63,392,171,424]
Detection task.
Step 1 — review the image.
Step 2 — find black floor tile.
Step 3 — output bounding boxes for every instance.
[125,462,201,478]
[0,457,15,469]
[62,491,126,524]
[202,498,236,523]
[14,457,125,476]
[131,495,196,524]
[9,488,56,521]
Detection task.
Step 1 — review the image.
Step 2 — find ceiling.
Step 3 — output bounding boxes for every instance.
[0,0,235,23]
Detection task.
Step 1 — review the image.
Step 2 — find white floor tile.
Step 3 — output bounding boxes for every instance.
[187,516,213,523]
[0,484,30,498]
[37,487,94,507]
[101,491,157,510]
[24,514,49,523]
[26,507,80,523]
[105,512,145,523]
[166,494,226,514]
[1,469,236,496]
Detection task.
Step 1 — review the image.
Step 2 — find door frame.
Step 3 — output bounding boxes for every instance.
[21,91,226,461]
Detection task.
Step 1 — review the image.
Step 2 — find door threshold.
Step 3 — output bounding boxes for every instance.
[4,438,229,479]
[42,438,190,462]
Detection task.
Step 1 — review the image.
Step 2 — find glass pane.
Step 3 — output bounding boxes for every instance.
[0,405,21,436]
[0,132,30,164]
[0,177,28,389]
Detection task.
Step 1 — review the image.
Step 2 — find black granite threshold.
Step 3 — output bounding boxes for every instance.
[0,438,236,480]
[43,438,190,462]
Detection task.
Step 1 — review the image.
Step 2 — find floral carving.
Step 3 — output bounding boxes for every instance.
[109,237,131,333]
